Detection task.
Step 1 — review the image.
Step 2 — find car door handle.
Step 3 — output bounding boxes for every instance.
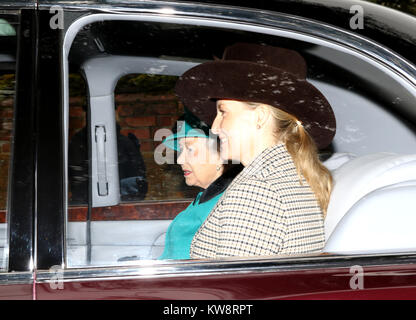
[95,125,108,196]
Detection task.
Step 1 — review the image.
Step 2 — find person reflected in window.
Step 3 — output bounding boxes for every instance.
[174,43,336,258]
[68,104,148,204]
[158,111,242,260]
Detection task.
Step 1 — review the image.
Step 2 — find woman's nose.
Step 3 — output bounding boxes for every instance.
[211,115,220,134]
[177,150,185,164]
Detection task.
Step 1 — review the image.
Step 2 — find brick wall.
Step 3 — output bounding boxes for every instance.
[0,96,13,210]
[69,93,185,151]
[116,92,184,153]
[69,93,199,201]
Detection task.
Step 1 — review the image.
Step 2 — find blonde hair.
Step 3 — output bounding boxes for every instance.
[247,102,333,217]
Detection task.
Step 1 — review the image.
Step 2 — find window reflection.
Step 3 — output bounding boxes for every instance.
[0,13,18,272]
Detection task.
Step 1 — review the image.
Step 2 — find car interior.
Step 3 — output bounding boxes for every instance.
[64,19,416,267]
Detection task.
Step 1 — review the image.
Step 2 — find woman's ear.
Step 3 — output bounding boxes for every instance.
[255,104,272,129]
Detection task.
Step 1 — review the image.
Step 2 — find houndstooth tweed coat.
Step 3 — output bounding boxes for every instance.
[190,143,325,259]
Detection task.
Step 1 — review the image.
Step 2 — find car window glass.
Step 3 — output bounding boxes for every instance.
[65,19,416,268]
[0,12,18,272]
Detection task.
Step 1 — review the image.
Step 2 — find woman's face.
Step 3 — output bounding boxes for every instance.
[177,137,222,189]
[212,100,257,163]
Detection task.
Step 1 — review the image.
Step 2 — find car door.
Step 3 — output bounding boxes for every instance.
[33,1,416,300]
[0,4,36,299]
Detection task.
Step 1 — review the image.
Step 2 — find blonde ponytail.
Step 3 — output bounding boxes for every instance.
[285,122,332,217]
[247,102,333,217]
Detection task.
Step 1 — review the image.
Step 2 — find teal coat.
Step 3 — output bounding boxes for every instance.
[158,166,242,260]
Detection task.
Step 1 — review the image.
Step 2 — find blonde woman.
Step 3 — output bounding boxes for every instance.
[174,43,336,258]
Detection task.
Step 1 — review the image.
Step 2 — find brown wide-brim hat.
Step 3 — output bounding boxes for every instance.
[175,43,336,149]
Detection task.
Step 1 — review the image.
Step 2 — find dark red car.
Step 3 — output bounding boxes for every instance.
[1,0,416,300]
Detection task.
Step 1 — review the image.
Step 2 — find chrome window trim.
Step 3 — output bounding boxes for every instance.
[36,252,416,283]
[0,4,35,10]
[0,271,33,285]
[61,4,416,274]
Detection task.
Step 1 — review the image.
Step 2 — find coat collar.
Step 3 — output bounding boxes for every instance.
[196,164,243,204]
[239,142,295,179]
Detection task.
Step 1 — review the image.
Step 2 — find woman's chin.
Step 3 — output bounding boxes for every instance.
[184,177,196,187]
[219,146,231,161]
[220,149,238,163]
[220,154,228,162]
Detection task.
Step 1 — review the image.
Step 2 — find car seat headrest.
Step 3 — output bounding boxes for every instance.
[325,153,416,240]
[324,181,416,254]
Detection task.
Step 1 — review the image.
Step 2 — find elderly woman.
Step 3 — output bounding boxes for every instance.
[158,112,242,260]
[174,43,336,258]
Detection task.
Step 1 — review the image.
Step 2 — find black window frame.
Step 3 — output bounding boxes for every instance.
[6,8,37,274]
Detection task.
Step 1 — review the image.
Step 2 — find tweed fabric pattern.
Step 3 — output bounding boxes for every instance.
[190,143,325,258]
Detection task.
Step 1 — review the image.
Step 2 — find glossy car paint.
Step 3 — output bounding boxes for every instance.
[0,284,33,300]
[34,259,416,300]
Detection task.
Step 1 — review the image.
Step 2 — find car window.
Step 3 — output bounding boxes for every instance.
[65,17,416,268]
[0,13,18,271]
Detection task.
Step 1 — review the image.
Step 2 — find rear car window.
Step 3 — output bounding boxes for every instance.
[0,13,18,271]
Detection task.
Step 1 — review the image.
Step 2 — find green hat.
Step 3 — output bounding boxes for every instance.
[162,109,213,151]
[162,120,210,151]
